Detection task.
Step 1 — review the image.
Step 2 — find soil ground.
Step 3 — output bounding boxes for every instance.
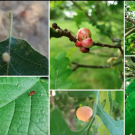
[0,1,49,57]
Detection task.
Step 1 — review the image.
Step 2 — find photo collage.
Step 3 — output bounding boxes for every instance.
[0,1,133,135]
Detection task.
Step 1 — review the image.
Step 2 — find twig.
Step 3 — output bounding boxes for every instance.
[93,42,121,49]
[52,23,123,55]
[89,52,118,57]
[72,60,122,71]
[119,47,123,55]
[125,65,134,69]
[125,25,135,30]
[131,52,135,54]
[72,1,95,23]
[52,23,77,42]
[125,17,135,24]
[125,27,135,37]
[125,75,135,78]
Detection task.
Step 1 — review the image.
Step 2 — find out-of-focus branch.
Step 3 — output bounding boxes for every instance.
[125,17,135,24]
[125,27,135,37]
[125,73,135,78]
[72,59,123,71]
[72,1,95,23]
[93,42,121,49]
[89,52,118,57]
[125,63,135,70]
[125,25,135,30]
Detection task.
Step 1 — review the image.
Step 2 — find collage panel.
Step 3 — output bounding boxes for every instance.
[50,90,124,135]
[50,1,124,90]
[125,1,135,55]
[0,1,129,135]
[125,56,135,135]
[125,1,135,135]
[0,77,48,135]
[0,1,49,76]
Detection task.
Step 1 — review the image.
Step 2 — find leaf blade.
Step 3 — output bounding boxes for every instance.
[0,37,48,75]
[0,77,48,135]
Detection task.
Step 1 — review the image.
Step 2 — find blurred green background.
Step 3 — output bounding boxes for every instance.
[50,1,124,89]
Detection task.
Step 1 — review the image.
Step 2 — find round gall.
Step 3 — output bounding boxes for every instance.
[2,52,10,63]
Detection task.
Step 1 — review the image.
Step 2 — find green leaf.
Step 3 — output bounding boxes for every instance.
[125,78,131,81]
[107,91,113,113]
[73,10,86,27]
[96,103,124,135]
[125,92,135,135]
[126,79,135,93]
[97,91,112,135]
[50,52,73,89]
[115,91,124,110]
[50,108,74,135]
[0,37,48,75]
[0,77,48,135]
[55,52,66,60]
[68,91,98,98]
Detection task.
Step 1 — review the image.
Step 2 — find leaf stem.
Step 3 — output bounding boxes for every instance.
[87,117,95,135]
[8,12,13,54]
[7,12,13,75]
[72,59,123,71]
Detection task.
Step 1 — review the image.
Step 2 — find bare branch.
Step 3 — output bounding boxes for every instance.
[52,23,77,42]
[125,25,135,30]
[125,73,135,78]
[93,42,121,48]
[89,52,118,57]
[72,60,123,71]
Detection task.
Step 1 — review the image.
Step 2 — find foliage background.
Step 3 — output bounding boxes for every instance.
[50,1,124,89]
